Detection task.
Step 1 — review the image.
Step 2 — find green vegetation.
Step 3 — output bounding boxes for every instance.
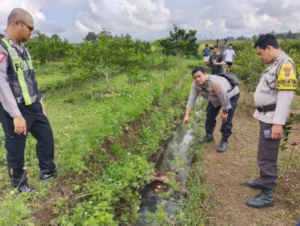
[0,59,199,225]
[1,25,299,225]
[157,25,200,58]
[0,27,202,224]
[26,32,73,64]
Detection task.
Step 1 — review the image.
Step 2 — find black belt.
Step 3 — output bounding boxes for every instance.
[256,104,276,113]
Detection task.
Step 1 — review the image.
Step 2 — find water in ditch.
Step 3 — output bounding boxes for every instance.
[135,126,195,225]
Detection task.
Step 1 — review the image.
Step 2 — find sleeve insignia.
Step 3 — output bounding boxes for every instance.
[276,63,298,91]
[213,84,221,94]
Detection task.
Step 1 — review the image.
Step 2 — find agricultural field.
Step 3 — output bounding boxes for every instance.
[0,28,299,226]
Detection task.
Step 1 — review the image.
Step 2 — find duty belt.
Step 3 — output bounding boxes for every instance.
[256,104,276,113]
[16,95,38,105]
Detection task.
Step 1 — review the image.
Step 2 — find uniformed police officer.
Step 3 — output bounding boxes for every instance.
[182,67,240,152]
[244,34,298,208]
[0,8,56,192]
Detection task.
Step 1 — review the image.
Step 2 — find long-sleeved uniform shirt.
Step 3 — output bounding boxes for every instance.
[186,74,240,110]
[0,31,27,117]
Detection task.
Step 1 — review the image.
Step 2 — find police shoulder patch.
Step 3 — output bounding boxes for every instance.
[0,52,6,64]
[276,62,298,91]
[213,84,222,94]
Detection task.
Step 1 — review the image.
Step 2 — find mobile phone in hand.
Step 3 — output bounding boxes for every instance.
[264,129,284,139]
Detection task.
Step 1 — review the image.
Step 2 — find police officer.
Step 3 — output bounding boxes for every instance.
[244,34,298,208]
[182,67,239,152]
[0,8,56,192]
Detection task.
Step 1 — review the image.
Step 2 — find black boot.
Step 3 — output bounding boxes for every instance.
[8,168,36,193]
[199,134,214,144]
[18,183,36,193]
[40,169,57,181]
[244,179,264,189]
[217,142,227,152]
[8,168,27,187]
[217,137,228,152]
[246,188,275,208]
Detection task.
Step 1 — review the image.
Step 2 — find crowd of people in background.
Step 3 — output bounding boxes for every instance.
[202,39,236,73]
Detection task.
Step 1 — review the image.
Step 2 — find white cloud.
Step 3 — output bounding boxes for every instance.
[34,11,46,21]
[283,0,300,7]
[244,14,282,30]
[204,20,213,28]
[73,0,171,38]
[75,19,92,34]
[181,0,300,39]
[57,0,86,6]
[0,0,46,27]
[1,0,300,43]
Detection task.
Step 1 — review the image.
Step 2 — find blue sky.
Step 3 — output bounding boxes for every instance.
[1,0,300,43]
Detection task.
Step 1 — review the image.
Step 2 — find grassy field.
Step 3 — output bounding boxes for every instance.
[0,58,203,225]
[0,39,299,225]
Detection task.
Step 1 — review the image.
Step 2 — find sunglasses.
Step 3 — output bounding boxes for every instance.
[19,20,34,32]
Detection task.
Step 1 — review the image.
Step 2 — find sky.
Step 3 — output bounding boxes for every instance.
[1,0,300,43]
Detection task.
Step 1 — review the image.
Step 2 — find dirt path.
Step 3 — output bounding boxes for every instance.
[202,110,300,226]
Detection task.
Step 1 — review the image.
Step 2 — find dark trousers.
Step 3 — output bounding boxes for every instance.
[257,122,280,189]
[1,102,55,187]
[205,94,239,141]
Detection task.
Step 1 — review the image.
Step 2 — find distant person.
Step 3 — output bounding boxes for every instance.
[202,44,211,63]
[224,44,236,72]
[244,34,298,208]
[0,8,56,192]
[182,67,239,152]
[215,39,220,50]
[206,45,224,74]
[221,39,228,54]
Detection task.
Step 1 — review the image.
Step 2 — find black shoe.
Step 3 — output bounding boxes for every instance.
[244,179,264,189]
[17,183,36,193]
[40,170,57,181]
[199,134,214,144]
[217,141,227,152]
[246,188,275,208]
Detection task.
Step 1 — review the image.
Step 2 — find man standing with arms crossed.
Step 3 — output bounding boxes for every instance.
[0,8,56,192]
[244,34,298,208]
[206,45,225,75]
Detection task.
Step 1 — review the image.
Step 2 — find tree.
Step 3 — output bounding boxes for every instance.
[158,24,199,58]
[26,32,71,64]
[252,35,258,41]
[85,32,98,42]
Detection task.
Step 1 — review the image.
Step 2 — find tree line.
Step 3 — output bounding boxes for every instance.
[218,31,300,42]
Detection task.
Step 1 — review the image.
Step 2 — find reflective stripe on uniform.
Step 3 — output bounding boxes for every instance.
[1,37,32,105]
